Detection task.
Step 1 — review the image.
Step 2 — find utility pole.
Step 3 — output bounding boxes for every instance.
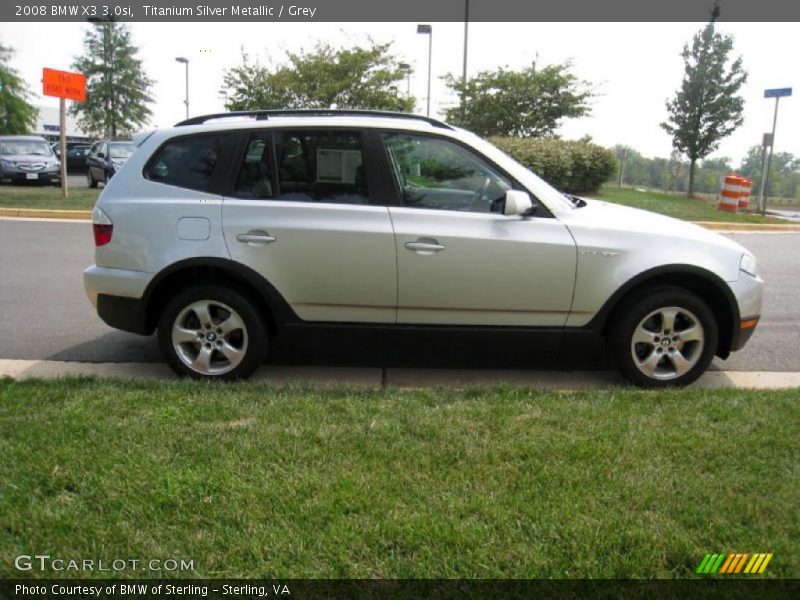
[618,147,627,187]
[462,1,469,118]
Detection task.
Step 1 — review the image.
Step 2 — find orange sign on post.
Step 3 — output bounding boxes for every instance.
[42,68,86,199]
[42,68,86,102]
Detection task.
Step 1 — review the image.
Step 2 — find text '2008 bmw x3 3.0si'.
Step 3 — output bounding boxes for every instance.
[84,110,763,387]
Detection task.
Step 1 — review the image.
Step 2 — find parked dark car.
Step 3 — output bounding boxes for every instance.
[64,144,91,173]
[87,140,136,187]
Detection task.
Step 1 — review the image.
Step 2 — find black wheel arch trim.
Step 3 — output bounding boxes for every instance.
[585,263,740,357]
[99,259,742,361]
[139,257,300,335]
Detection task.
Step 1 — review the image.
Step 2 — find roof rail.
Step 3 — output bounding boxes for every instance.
[174,109,453,130]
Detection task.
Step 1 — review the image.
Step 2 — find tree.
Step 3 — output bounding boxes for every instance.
[223,42,414,112]
[442,62,593,137]
[740,146,800,199]
[70,22,154,138]
[0,44,38,134]
[661,9,747,197]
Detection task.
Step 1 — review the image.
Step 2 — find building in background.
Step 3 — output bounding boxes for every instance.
[31,105,92,144]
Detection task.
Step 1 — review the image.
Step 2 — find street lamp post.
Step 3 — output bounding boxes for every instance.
[398,62,411,100]
[175,56,189,120]
[417,24,432,116]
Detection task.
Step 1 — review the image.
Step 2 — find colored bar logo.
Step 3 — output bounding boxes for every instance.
[696,553,773,574]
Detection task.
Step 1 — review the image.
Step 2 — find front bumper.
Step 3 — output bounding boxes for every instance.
[728,272,764,352]
[0,170,61,184]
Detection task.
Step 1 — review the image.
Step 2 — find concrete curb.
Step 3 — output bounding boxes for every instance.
[695,221,800,232]
[0,207,92,220]
[2,208,799,232]
[2,359,799,389]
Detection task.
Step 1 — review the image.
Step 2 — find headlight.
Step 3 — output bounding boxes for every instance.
[740,253,758,277]
[0,159,15,168]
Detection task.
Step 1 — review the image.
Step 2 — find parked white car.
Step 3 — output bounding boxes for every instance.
[84,110,763,386]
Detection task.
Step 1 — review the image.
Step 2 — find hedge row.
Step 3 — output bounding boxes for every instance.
[489,136,617,194]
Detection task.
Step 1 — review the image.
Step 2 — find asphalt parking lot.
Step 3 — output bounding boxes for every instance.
[0,219,797,374]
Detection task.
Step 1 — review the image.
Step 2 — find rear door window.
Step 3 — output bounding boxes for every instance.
[232,132,274,199]
[273,130,369,205]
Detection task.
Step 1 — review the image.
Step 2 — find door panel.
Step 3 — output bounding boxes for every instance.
[390,208,577,326]
[223,201,397,322]
[380,131,576,327]
[222,129,397,323]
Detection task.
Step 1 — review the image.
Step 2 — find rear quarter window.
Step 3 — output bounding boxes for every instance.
[145,133,230,194]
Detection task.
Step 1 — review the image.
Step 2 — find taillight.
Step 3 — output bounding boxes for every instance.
[93,206,113,246]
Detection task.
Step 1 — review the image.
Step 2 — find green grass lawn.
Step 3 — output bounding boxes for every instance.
[594,186,782,224]
[1,378,796,579]
[0,184,99,210]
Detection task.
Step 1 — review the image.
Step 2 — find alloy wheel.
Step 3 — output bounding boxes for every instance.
[171,299,249,376]
[630,306,705,381]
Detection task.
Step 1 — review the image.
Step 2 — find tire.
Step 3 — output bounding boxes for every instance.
[608,286,718,388]
[157,284,268,381]
[87,169,97,188]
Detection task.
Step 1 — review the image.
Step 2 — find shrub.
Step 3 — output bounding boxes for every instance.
[489,136,617,194]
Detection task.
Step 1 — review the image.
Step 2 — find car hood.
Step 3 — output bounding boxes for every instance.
[562,197,745,252]
[0,154,56,162]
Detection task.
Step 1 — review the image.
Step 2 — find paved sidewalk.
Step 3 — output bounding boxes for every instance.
[2,359,799,389]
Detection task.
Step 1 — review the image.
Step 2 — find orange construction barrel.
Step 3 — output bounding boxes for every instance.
[738,177,753,210]
[717,174,741,212]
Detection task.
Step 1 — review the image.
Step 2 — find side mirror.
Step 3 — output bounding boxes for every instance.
[504,190,537,217]
[97,152,105,159]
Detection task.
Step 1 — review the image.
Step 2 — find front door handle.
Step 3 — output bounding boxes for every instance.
[404,238,446,253]
[236,230,276,245]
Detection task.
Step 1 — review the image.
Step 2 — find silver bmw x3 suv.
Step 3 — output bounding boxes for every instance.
[84,110,763,387]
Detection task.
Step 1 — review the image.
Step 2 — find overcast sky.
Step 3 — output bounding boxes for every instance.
[1,21,798,165]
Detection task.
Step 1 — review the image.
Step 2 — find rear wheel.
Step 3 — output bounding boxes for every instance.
[157,284,267,381]
[608,286,718,388]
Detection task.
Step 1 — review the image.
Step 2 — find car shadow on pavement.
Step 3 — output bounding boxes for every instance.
[45,329,614,371]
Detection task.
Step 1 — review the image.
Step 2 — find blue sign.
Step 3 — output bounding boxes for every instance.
[764,88,792,98]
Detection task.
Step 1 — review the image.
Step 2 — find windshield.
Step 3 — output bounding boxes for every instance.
[109,144,136,159]
[0,141,53,157]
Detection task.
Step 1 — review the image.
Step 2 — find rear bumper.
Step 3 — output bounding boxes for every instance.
[84,265,153,335]
[97,294,149,335]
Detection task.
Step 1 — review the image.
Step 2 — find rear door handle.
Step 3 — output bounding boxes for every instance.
[404,238,446,253]
[236,230,276,245]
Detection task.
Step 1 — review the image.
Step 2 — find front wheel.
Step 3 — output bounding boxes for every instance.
[157,284,268,381]
[608,286,718,388]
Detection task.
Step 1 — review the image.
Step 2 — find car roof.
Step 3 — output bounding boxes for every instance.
[157,115,465,143]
